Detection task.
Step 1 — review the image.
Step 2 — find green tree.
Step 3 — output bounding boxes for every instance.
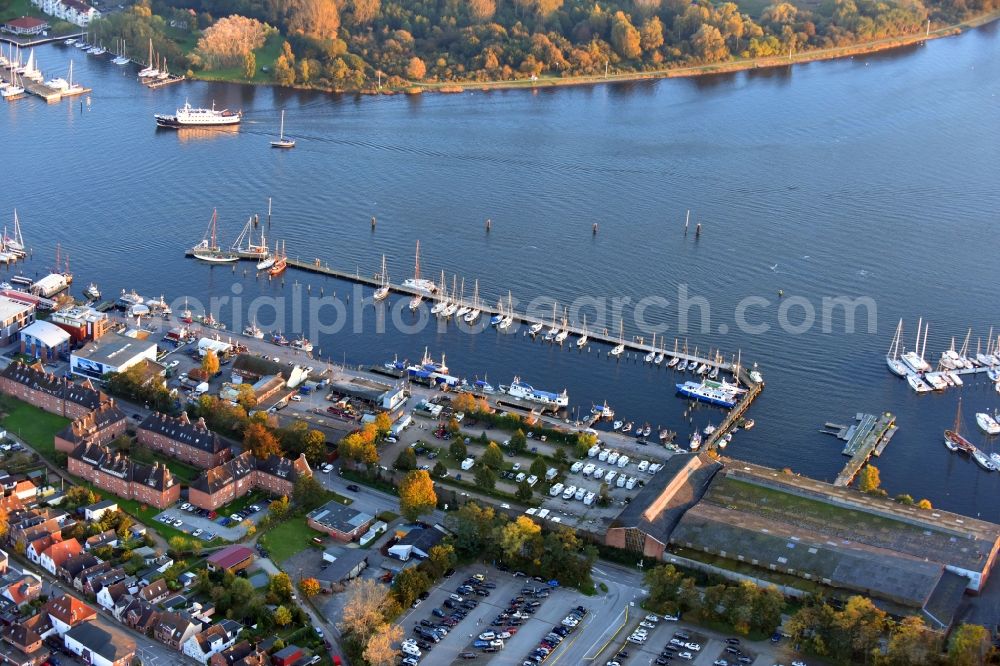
[883,615,941,666]
[449,438,467,460]
[293,475,327,510]
[432,461,447,477]
[392,567,430,608]
[481,442,504,470]
[894,493,914,505]
[395,447,417,471]
[399,470,437,520]
[201,349,220,375]
[509,429,528,455]
[168,536,190,556]
[425,544,456,579]
[474,465,496,490]
[500,515,541,562]
[857,464,881,493]
[273,605,292,626]
[529,456,547,479]
[948,624,991,666]
[268,572,294,601]
[515,480,532,501]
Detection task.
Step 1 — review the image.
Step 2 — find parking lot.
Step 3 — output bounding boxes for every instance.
[153,499,269,541]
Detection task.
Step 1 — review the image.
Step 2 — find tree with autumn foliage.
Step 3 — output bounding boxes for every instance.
[299,577,322,597]
[195,15,272,69]
[244,422,283,458]
[399,470,436,520]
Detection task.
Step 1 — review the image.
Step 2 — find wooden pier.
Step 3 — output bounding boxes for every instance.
[833,412,896,487]
[147,76,185,89]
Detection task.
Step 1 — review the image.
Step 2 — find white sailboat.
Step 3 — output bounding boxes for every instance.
[901,318,932,373]
[463,280,481,323]
[402,240,436,294]
[5,211,24,254]
[270,109,295,149]
[609,319,625,357]
[576,314,589,348]
[256,239,276,271]
[498,291,514,330]
[442,276,459,317]
[137,39,159,78]
[430,270,449,315]
[885,318,908,377]
[373,254,390,301]
[455,278,470,317]
[112,39,130,65]
[644,333,657,363]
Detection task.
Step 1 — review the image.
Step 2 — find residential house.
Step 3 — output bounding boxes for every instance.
[0,362,105,420]
[95,582,128,615]
[1,574,41,608]
[122,598,159,636]
[0,300,35,347]
[1,17,49,37]
[54,403,127,454]
[154,611,201,651]
[272,645,303,666]
[85,568,126,596]
[39,539,82,576]
[44,595,96,637]
[18,614,52,643]
[0,621,49,666]
[68,444,180,510]
[84,531,118,552]
[137,412,230,469]
[138,579,169,604]
[73,560,112,593]
[209,641,268,666]
[182,621,240,664]
[189,452,310,510]
[10,482,36,503]
[25,534,61,567]
[63,623,135,666]
[0,550,7,576]
[60,552,100,585]
[83,501,117,522]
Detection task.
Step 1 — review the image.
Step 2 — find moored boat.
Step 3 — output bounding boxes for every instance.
[976,413,1000,436]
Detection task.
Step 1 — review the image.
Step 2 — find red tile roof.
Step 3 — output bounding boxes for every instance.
[3,17,48,29]
[43,539,82,568]
[45,594,96,627]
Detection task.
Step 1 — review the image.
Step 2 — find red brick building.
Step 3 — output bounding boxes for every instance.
[0,362,107,420]
[188,452,311,510]
[68,444,181,510]
[49,306,111,343]
[54,402,127,453]
[137,412,230,469]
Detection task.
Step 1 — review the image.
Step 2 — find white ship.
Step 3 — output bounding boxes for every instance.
[155,101,241,128]
[505,376,568,408]
[976,413,1000,436]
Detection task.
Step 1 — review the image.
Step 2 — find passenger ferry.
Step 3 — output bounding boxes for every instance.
[155,101,241,128]
[675,379,740,409]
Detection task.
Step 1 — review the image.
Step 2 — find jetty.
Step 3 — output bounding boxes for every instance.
[185,251,749,375]
[147,75,185,89]
[833,412,897,487]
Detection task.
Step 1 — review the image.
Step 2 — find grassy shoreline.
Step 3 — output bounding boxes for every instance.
[190,9,1000,95]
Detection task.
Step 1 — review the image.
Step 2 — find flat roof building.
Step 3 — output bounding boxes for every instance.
[70,333,157,380]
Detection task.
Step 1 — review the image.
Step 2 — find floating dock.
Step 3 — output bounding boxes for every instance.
[0,64,91,103]
[147,75,185,89]
[833,412,897,486]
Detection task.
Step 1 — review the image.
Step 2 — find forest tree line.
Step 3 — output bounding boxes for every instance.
[95,0,1000,89]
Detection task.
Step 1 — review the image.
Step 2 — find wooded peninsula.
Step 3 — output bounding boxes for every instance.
[93,0,1000,91]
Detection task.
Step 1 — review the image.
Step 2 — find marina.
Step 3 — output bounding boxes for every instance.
[0,50,91,102]
[887,318,1000,393]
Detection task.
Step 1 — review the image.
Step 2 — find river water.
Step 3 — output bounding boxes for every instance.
[2,25,1000,519]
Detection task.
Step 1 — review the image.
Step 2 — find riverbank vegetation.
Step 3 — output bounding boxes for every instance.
[86,0,999,91]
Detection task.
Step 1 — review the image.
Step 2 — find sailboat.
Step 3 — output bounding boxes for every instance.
[5,211,24,255]
[157,57,170,80]
[463,280,481,323]
[667,340,680,367]
[498,291,514,330]
[609,319,625,357]
[545,301,559,341]
[455,278,470,318]
[555,309,570,344]
[886,318,908,377]
[2,69,24,100]
[270,109,296,148]
[576,314,589,348]
[256,239,277,271]
[944,399,976,454]
[644,333,657,363]
[402,240,436,294]
[431,270,449,316]
[137,39,159,78]
[232,215,270,260]
[268,241,287,276]
[373,255,390,301]
[442,276,459,317]
[112,39,130,65]
[192,209,239,263]
[901,317,932,373]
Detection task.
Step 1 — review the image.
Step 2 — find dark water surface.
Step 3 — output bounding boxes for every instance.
[2,26,1000,518]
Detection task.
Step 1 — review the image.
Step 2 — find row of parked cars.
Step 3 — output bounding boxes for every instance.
[408,574,493,664]
[712,637,755,666]
[462,574,542,658]
[520,605,586,665]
